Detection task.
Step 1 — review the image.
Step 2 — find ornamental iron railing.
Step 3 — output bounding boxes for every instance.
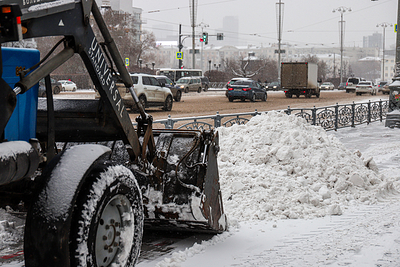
[152,100,389,131]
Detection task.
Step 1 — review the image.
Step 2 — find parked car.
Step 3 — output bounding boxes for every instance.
[266,81,281,91]
[38,78,62,97]
[155,75,182,102]
[175,77,202,93]
[226,80,267,102]
[338,82,346,90]
[355,81,377,95]
[58,80,77,91]
[377,81,390,94]
[319,82,335,90]
[119,73,173,111]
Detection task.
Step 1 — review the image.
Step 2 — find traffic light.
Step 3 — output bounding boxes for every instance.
[202,32,208,45]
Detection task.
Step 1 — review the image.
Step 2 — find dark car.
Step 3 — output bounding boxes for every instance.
[197,76,210,91]
[226,80,267,102]
[338,82,346,90]
[266,81,281,91]
[38,78,62,97]
[155,75,182,102]
[377,81,390,94]
[225,77,251,97]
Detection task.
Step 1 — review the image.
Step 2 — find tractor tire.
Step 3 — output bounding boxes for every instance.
[163,95,173,111]
[53,86,61,94]
[175,90,182,102]
[69,163,144,267]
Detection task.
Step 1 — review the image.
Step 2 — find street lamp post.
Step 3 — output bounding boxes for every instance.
[276,0,284,83]
[377,22,393,81]
[333,6,351,84]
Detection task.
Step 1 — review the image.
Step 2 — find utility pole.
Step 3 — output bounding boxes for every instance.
[333,6,351,84]
[276,0,284,83]
[377,22,393,81]
[189,0,198,69]
[178,24,183,69]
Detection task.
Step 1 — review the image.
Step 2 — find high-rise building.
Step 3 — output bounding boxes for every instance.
[96,0,143,36]
[363,32,382,49]
[211,16,239,46]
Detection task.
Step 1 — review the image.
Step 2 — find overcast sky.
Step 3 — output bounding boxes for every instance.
[133,0,396,49]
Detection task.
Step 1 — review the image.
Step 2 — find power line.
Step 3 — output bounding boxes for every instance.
[145,0,236,14]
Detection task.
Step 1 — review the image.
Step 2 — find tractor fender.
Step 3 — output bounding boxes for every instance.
[24,144,111,267]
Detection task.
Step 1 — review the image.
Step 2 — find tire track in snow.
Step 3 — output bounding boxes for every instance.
[232,193,400,266]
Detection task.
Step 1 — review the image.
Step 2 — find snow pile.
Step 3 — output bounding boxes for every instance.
[217,111,396,223]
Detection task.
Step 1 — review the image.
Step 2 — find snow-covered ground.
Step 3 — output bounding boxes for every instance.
[2,112,400,267]
[139,112,400,267]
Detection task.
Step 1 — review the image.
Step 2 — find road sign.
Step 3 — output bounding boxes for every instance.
[125,58,129,67]
[176,52,183,60]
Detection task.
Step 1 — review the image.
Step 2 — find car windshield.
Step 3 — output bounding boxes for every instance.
[176,79,190,84]
[233,81,252,86]
[348,78,360,84]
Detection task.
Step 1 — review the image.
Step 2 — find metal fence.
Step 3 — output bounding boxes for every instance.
[152,99,389,131]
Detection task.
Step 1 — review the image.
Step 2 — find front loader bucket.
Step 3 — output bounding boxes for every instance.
[141,129,227,233]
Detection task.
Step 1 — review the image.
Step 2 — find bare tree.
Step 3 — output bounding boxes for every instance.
[301,54,329,81]
[222,56,277,82]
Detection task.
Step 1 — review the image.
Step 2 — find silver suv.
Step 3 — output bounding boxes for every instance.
[119,73,173,111]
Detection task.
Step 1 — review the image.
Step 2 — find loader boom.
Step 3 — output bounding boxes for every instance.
[0,0,150,161]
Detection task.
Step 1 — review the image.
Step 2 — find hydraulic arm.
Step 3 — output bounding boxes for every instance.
[0,0,154,162]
